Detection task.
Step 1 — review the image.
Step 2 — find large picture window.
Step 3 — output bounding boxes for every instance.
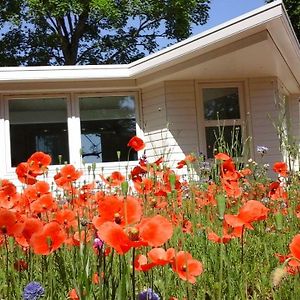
[199,84,244,159]
[6,93,139,169]
[9,98,69,167]
[79,95,137,163]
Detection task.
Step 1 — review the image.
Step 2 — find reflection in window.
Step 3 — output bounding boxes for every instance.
[9,98,69,166]
[205,125,242,159]
[203,88,240,120]
[79,96,137,163]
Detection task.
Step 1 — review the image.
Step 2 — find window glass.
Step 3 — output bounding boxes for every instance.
[9,98,69,166]
[79,96,137,163]
[203,87,240,120]
[205,125,242,159]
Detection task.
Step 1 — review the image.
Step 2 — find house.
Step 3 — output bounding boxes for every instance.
[0,0,299,183]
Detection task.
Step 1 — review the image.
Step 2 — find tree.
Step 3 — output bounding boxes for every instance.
[266,0,299,41]
[0,0,210,66]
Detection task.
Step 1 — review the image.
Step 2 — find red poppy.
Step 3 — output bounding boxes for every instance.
[177,155,196,169]
[16,162,38,185]
[27,151,51,174]
[172,251,203,284]
[100,171,125,186]
[30,194,57,214]
[138,215,173,247]
[54,165,83,188]
[0,179,19,209]
[134,254,155,271]
[290,234,300,261]
[147,247,175,265]
[127,136,145,152]
[30,222,66,255]
[68,289,80,300]
[0,209,23,237]
[93,195,142,228]
[273,162,288,177]
[215,153,231,161]
[15,217,43,248]
[54,209,77,229]
[224,200,269,230]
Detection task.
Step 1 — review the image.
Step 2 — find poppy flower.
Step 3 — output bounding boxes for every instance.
[93,195,142,227]
[134,254,155,271]
[27,151,51,174]
[30,194,57,214]
[15,217,43,248]
[100,171,125,186]
[54,209,77,229]
[54,164,83,188]
[147,247,175,265]
[0,209,23,237]
[289,234,300,261]
[16,163,38,185]
[224,200,269,231]
[138,215,173,247]
[176,155,196,169]
[172,251,203,284]
[127,136,145,151]
[68,289,80,300]
[273,162,288,177]
[30,222,66,255]
[215,153,231,161]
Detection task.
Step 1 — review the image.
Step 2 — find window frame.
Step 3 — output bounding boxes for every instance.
[2,91,142,174]
[196,82,246,159]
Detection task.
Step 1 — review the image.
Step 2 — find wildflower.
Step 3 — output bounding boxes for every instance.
[138,288,160,300]
[273,162,288,177]
[23,281,44,300]
[172,251,203,284]
[127,136,145,152]
[93,237,104,249]
[256,146,269,155]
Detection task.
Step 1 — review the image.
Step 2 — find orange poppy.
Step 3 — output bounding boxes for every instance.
[224,200,269,230]
[214,153,231,161]
[147,247,175,265]
[30,222,66,255]
[16,162,38,185]
[30,194,57,214]
[54,165,83,188]
[176,154,196,169]
[273,162,288,177]
[0,209,23,237]
[0,179,19,209]
[27,151,51,175]
[54,209,77,229]
[15,217,43,248]
[138,215,173,247]
[127,136,145,152]
[289,234,300,261]
[172,251,203,284]
[134,254,155,271]
[100,171,125,186]
[93,195,142,228]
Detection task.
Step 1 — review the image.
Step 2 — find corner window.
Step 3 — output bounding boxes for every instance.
[9,98,69,167]
[79,95,137,163]
[199,85,244,159]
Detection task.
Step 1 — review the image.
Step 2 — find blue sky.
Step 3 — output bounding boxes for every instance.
[193,0,266,35]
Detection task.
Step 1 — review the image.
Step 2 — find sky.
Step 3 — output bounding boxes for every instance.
[192,0,266,35]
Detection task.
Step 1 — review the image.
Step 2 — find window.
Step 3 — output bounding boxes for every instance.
[9,98,69,167]
[6,93,139,169]
[79,95,137,163]
[199,84,244,159]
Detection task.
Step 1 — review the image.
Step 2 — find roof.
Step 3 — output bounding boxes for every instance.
[0,0,299,93]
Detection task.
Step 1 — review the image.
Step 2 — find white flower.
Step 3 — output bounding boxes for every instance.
[256,145,269,155]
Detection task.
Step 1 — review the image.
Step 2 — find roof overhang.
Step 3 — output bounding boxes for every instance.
[0,0,299,94]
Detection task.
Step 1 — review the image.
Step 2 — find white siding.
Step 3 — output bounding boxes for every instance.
[165,81,199,165]
[141,82,170,160]
[248,78,283,168]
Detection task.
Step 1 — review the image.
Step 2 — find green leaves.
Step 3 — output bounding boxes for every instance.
[0,0,210,65]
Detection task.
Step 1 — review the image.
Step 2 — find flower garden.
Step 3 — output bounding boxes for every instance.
[1,136,300,299]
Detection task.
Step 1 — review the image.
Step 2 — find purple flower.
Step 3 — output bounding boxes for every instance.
[93,237,104,248]
[23,282,44,300]
[138,288,160,300]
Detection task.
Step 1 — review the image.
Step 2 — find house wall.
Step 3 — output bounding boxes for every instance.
[248,78,283,167]
[141,81,199,168]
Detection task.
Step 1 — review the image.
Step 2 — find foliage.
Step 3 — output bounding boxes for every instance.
[266,0,300,41]
[1,139,300,299]
[0,0,210,66]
